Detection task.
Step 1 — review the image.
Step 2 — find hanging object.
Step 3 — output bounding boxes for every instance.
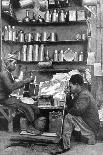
[19,0,34,8]
[82,0,99,6]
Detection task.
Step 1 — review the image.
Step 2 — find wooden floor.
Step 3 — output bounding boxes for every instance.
[0,130,103,155]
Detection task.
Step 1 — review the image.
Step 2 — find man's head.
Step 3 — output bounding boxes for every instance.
[69,74,84,94]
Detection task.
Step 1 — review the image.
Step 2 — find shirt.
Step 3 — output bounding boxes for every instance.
[66,88,100,135]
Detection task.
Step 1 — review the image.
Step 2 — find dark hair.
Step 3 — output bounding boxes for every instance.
[69,74,84,86]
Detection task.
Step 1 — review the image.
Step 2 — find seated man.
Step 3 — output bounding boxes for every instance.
[0,55,40,133]
[52,74,100,154]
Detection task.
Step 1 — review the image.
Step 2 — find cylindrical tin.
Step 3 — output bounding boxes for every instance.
[58,10,65,23]
[54,50,58,61]
[34,32,41,41]
[25,33,33,42]
[21,45,27,61]
[59,50,64,62]
[49,32,57,42]
[18,30,25,42]
[39,45,44,61]
[51,9,58,23]
[79,52,83,61]
[12,26,17,42]
[27,45,33,61]
[33,45,39,61]
[8,25,12,41]
[19,0,33,8]
[3,25,9,41]
[41,32,49,42]
[44,10,51,23]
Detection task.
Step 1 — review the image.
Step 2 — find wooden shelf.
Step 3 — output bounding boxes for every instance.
[1,11,87,26]
[17,61,87,72]
[3,40,88,46]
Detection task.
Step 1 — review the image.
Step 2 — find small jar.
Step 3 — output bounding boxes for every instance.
[59,50,64,62]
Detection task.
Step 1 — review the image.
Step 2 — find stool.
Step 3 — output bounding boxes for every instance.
[0,105,13,132]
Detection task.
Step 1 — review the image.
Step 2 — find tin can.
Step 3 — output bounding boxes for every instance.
[39,45,45,61]
[54,50,58,61]
[59,50,64,62]
[22,45,27,61]
[27,45,33,61]
[33,45,39,61]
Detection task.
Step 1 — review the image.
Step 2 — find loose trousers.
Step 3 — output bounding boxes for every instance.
[0,96,40,123]
[62,113,95,149]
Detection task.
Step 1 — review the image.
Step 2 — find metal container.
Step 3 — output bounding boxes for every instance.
[3,25,9,41]
[18,30,25,42]
[21,45,27,61]
[27,45,33,61]
[25,33,33,42]
[33,45,39,61]
[54,50,58,61]
[41,32,49,42]
[51,9,58,23]
[34,32,41,41]
[59,50,64,62]
[2,0,10,11]
[58,10,65,23]
[44,10,51,23]
[49,32,57,42]
[8,25,12,41]
[39,45,45,61]
[19,0,34,8]
[12,26,17,42]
